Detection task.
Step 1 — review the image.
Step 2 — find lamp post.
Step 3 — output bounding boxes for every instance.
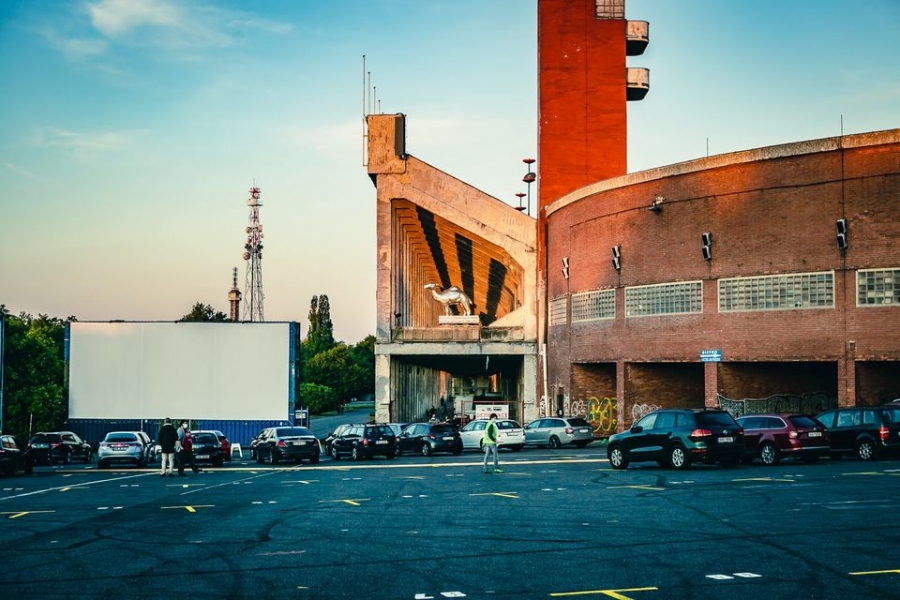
[515,192,526,212]
[522,158,536,217]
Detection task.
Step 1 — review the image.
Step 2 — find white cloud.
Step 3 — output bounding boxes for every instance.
[29,127,149,159]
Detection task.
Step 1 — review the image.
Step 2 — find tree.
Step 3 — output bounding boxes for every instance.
[348,335,376,400]
[306,295,335,355]
[180,302,228,322]
[304,343,365,410]
[1,312,67,442]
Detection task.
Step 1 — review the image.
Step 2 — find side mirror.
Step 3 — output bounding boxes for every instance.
[630,425,643,433]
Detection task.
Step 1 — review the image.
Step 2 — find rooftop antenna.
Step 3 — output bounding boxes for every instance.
[242,185,265,322]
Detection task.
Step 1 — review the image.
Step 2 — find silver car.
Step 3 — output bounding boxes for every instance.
[459,419,525,451]
[523,417,594,449]
[98,431,155,469]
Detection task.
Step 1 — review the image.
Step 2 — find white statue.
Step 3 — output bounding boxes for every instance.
[424,283,474,316]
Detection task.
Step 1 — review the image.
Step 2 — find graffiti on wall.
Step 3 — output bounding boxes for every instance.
[631,402,661,423]
[586,396,618,436]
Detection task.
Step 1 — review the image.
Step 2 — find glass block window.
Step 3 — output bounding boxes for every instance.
[595,0,625,19]
[719,271,834,312]
[625,281,703,317]
[549,296,568,327]
[571,289,616,322]
[857,268,900,306]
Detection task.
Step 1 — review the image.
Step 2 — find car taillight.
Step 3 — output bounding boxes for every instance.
[428,434,436,440]
[565,428,574,435]
[689,428,713,438]
[277,440,286,448]
[361,438,369,446]
[879,426,890,441]
[789,431,799,439]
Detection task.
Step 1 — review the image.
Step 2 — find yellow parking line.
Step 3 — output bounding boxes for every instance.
[850,569,900,576]
[2,510,56,519]
[550,586,658,598]
[319,498,370,506]
[160,505,214,512]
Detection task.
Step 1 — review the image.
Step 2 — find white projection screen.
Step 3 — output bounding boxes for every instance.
[68,322,295,420]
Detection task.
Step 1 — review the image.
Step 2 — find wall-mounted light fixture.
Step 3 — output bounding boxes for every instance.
[701,232,712,261]
[836,218,848,250]
[649,195,664,212]
[612,246,621,271]
[562,256,569,279]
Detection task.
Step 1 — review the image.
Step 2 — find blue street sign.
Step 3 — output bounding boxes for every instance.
[700,349,722,362]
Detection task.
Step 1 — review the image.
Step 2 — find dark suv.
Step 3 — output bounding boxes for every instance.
[736,413,830,465]
[1,435,33,476]
[396,423,463,456]
[815,405,900,461]
[330,424,396,460]
[28,431,93,465]
[607,408,744,470]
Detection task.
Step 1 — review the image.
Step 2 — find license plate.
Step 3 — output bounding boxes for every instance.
[578,429,589,434]
[808,431,822,437]
[718,437,733,443]
[196,454,209,459]
[443,436,455,441]
[375,440,387,445]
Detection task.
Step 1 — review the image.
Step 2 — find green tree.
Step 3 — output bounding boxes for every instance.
[306,295,335,355]
[1,312,67,441]
[298,382,336,415]
[180,302,228,322]
[304,343,365,409]
[348,335,375,400]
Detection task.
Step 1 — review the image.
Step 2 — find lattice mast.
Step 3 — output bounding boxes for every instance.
[242,186,265,322]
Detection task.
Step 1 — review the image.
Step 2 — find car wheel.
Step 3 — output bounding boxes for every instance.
[857,439,875,461]
[608,445,628,469]
[331,446,340,460]
[255,450,264,464]
[760,442,779,466]
[549,436,562,449]
[84,450,93,463]
[351,447,361,461]
[421,443,432,457]
[669,444,691,470]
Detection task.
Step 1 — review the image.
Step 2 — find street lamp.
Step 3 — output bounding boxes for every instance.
[522,158,536,217]
[515,192,526,212]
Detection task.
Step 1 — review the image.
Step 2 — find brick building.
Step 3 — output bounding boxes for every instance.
[366,0,900,433]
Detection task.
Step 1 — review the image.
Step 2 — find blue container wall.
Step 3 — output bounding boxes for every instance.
[67,418,297,448]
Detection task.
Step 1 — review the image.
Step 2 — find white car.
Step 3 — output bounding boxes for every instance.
[459,419,525,451]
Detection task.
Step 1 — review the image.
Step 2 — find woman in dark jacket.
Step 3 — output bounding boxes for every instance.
[157,418,178,477]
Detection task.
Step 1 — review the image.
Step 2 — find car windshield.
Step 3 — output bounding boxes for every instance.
[788,416,821,429]
[366,426,393,436]
[696,412,737,427]
[105,433,138,442]
[276,428,313,437]
[193,433,217,443]
[567,418,590,427]
[497,420,521,429]
[431,426,455,435]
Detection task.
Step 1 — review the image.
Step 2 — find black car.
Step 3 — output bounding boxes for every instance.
[28,431,93,465]
[330,424,396,460]
[189,431,226,467]
[254,426,321,465]
[607,408,745,470]
[323,423,355,455]
[1,434,33,476]
[815,405,900,460]
[396,423,463,457]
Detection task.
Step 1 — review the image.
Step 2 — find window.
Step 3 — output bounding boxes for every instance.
[625,281,703,317]
[571,288,615,322]
[857,268,900,306]
[719,271,834,312]
[549,296,568,326]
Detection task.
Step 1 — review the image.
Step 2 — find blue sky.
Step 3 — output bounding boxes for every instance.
[1,1,898,344]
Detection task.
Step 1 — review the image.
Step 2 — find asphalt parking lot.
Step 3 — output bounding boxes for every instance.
[3,447,900,599]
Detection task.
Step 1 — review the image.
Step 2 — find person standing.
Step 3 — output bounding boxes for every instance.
[157,417,178,477]
[176,421,201,475]
[482,413,502,473]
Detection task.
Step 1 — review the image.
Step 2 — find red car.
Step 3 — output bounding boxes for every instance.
[736,413,830,465]
[209,430,232,461]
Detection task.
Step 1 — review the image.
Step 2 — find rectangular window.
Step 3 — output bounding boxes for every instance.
[719,271,834,312]
[549,296,568,327]
[571,289,616,322]
[625,281,703,317]
[857,268,900,306]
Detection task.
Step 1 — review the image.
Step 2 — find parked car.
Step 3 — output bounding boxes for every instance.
[323,423,355,455]
[27,431,93,465]
[331,424,397,460]
[736,413,830,465]
[815,405,900,461]
[396,423,462,457]
[189,431,226,467]
[254,426,321,465]
[97,431,155,469]
[606,408,745,470]
[386,423,409,438]
[249,429,267,461]
[459,419,525,451]
[523,417,594,449]
[210,430,232,461]
[0,434,33,476]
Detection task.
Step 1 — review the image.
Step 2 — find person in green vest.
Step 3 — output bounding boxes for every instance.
[482,413,502,474]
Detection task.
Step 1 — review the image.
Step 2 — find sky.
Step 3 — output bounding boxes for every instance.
[1,1,898,344]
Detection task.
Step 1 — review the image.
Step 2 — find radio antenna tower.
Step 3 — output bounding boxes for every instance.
[242,186,265,322]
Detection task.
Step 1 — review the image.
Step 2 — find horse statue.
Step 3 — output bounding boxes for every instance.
[424,283,474,316]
